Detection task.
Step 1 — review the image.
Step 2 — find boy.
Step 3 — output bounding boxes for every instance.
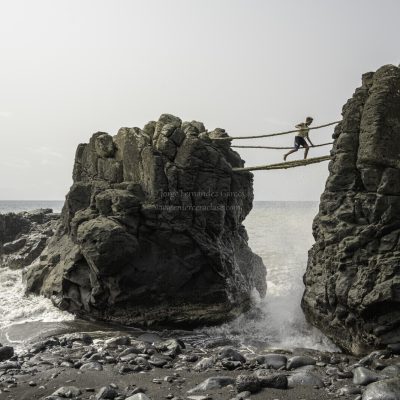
[283,117,314,161]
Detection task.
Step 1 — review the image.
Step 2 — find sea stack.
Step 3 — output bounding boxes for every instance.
[302,65,400,354]
[24,114,266,327]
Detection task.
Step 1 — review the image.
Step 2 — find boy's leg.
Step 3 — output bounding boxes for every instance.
[284,148,298,161]
[304,145,309,159]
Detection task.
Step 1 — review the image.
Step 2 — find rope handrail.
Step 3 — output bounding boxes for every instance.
[233,155,331,172]
[214,120,340,141]
[232,142,333,150]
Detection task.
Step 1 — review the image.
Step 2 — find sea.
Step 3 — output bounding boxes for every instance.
[0,200,337,352]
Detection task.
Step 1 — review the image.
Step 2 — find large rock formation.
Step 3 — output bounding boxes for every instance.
[302,65,400,355]
[25,114,266,328]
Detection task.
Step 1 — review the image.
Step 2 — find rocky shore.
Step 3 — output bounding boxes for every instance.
[1,330,400,400]
[2,65,400,399]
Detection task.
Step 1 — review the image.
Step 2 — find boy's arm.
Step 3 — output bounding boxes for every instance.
[306,136,314,146]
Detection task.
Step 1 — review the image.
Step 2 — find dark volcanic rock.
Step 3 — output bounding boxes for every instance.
[0,346,14,361]
[24,114,266,327]
[362,378,400,400]
[235,374,261,393]
[302,65,400,355]
[0,209,59,269]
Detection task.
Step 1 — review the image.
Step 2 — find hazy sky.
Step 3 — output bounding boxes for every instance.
[0,0,399,201]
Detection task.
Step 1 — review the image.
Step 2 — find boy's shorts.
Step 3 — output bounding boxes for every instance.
[294,136,308,149]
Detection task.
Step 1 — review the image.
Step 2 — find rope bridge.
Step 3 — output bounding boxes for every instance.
[232,142,333,150]
[233,155,331,172]
[215,120,340,141]
[225,120,339,172]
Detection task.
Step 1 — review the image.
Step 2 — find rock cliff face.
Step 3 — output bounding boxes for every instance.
[25,114,266,327]
[302,65,400,355]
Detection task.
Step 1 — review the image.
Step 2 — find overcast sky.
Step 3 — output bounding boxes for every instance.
[0,0,399,201]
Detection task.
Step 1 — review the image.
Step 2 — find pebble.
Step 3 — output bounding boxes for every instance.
[194,357,214,371]
[155,339,183,357]
[137,333,162,343]
[362,377,400,400]
[286,355,316,370]
[0,346,14,362]
[50,386,82,398]
[125,394,152,400]
[217,347,246,363]
[236,374,261,393]
[80,361,104,371]
[231,391,251,400]
[337,370,353,379]
[381,365,400,377]
[222,360,242,370]
[183,354,199,362]
[62,333,93,345]
[0,361,20,370]
[352,366,381,385]
[96,385,118,399]
[187,376,236,393]
[255,371,288,389]
[287,372,324,388]
[260,354,287,369]
[149,355,169,367]
[105,336,131,348]
[336,385,362,395]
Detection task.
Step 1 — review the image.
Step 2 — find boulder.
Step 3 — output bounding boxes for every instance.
[0,209,58,269]
[302,65,400,355]
[24,114,266,328]
[362,378,400,400]
[0,346,14,361]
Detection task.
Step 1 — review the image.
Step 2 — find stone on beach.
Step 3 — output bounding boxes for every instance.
[353,367,381,386]
[258,353,287,369]
[125,394,152,400]
[0,346,14,361]
[79,361,103,371]
[362,378,400,400]
[235,374,261,393]
[48,386,82,398]
[287,371,325,388]
[286,355,316,370]
[187,376,236,393]
[255,370,288,389]
[95,385,118,399]
[194,357,214,371]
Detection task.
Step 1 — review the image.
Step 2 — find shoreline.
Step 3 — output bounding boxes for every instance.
[1,327,399,400]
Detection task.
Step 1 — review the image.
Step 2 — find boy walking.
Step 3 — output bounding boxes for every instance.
[284,117,314,161]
